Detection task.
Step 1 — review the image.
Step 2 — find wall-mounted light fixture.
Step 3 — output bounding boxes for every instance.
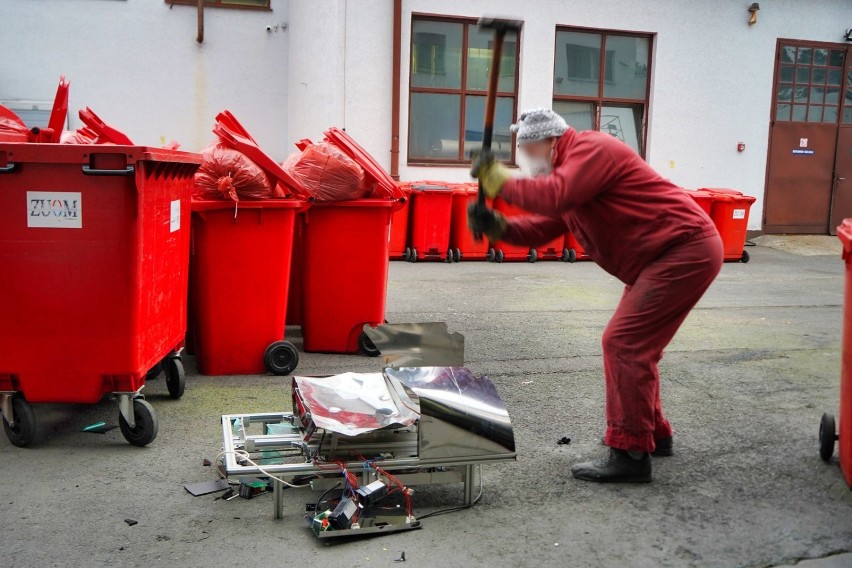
[748,3,760,26]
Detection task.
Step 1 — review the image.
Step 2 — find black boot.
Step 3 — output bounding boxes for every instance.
[571,448,652,483]
[600,435,674,457]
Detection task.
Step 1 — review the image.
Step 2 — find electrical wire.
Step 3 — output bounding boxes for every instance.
[213,449,312,489]
[416,465,484,520]
[315,481,344,513]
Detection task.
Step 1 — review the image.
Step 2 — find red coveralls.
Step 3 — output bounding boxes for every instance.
[500,129,723,453]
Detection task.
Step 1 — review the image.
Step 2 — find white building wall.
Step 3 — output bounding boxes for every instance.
[2,0,851,231]
[0,0,291,157]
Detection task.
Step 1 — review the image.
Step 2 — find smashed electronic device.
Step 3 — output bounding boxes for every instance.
[218,365,515,540]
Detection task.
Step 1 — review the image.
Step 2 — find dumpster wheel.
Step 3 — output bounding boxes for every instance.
[2,395,37,448]
[495,249,505,263]
[358,331,381,357]
[741,250,750,263]
[528,249,538,263]
[165,356,186,400]
[819,412,837,462]
[264,341,300,375]
[119,398,159,447]
[453,248,462,263]
[562,248,577,263]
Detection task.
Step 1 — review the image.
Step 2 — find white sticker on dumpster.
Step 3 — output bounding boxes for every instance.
[27,192,82,229]
[732,209,746,220]
[170,199,181,233]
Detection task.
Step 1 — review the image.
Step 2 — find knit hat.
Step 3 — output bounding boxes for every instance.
[510,108,569,145]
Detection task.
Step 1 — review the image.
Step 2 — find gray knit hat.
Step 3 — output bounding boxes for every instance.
[510,108,569,145]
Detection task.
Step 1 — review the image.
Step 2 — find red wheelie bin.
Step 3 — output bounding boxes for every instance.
[190,199,308,376]
[449,183,491,262]
[407,183,454,262]
[389,183,412,260]
[300,128,406,355]
[685,189,715,216]
[819,219,852,489]
[701,188,756,263]
[0,143,201,447]
[489,197,537,263]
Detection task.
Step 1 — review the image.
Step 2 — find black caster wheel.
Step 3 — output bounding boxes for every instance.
[495,249,504,263]
[2,395,37,448]
[119,398,159,447]
[486,248,496,262]
[819,412,837,462]
[403,247,411,262]
[409,248,418,263]
[741,250,750,263]
[264,341,299,375]
[528,249,538,263]
[453,248,462,263]
[561,248,577,263]
[164,356,186,399]
[358,331,381,357]
[145,361,163,381]
[446,249,453,263]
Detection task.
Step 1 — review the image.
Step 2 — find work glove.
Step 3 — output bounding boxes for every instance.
[471,151,511,199]
[467,203,508,242]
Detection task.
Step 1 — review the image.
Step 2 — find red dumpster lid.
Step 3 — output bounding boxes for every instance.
[838,219,852,254]
[323,127,403,201]
[0,142,201,166]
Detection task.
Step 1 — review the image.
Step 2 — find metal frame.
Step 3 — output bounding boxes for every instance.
[220,411,512,520]
[406,12,521,166]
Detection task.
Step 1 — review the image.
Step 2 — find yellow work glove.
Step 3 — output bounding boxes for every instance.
[467,203,508,242]
[471,153,511,199]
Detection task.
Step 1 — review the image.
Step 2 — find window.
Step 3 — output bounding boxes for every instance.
[165,0,271,10]
[775,44,847,124]
[553,28,652,157]
[408,15,520,165]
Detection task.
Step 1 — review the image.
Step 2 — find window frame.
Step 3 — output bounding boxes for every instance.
[771,38,849,125]
[552,25,654,159]
[165,0,272,11]
[407,13,521,167]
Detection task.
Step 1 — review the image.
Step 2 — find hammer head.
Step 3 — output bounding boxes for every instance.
[477,17,523,34]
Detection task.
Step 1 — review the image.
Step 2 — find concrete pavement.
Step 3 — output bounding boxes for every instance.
[1,244,851,567]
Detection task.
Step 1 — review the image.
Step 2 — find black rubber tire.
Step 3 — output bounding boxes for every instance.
[486,248,495,262]
[403,247,411,262]
[568,249,577,263]
[446,249,453,263]
[145,361,163,381]
[495,249,504,263]
[528,249,538,263]
[819,412,837,462]
[561,248,570,262]
[119,398,159,447]
[264,341,299,375]
[741,250,750,263]
[454,248,462,262]
[358,331,381,357]
[410,248,418,263]
[164,357,186,399]
[2,396,37,448]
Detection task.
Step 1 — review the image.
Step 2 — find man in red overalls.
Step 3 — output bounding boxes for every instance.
[469,108,723,483]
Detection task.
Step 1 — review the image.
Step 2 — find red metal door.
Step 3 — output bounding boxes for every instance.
[764,42,850,234]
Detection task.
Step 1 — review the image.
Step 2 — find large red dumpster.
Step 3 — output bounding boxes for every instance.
[0,143,200,447]
[820,219,852,489]
[449,183,491,262]
[407,183,454,262]
[700,188,756,263]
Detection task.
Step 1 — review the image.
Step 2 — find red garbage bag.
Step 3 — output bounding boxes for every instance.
[282,142,368,202]
[194,143,279,201]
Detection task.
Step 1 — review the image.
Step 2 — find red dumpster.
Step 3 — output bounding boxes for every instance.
[301,198,401,354]
[685,189,715,216]
[449,183,491,262]
[407,183,454,262]
[701,188,755,263]
[190,199,307,376]
[300,127,405,355]
[820,219,852,489]
[389,184,412,260]
[0,143,200,447]
[489,197,536,262]
[562,231,592,262]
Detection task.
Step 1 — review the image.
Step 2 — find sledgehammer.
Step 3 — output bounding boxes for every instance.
[471,17,523,241]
